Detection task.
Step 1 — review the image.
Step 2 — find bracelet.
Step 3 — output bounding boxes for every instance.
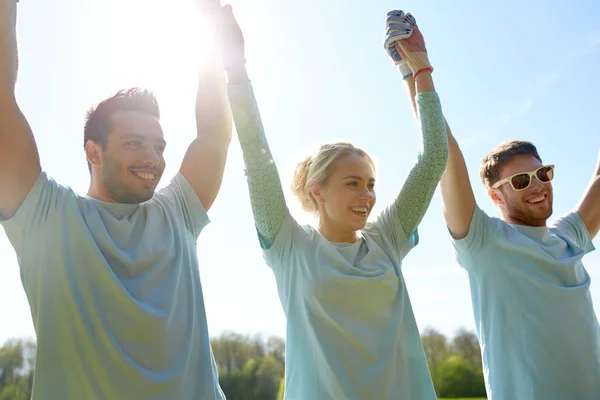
[413,67,433,79]
[402,72,413,80]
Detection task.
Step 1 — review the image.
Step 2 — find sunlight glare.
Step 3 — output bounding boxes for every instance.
[103,0,216,97]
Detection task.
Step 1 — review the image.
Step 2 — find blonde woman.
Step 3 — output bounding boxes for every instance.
[219,7,448,398]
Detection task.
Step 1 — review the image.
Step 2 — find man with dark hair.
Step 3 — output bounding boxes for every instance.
[479,140,542,188]
[83,88,161,170]
[439,121,600,397]
[0,1,229,398]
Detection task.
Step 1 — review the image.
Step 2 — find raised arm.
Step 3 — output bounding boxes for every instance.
[439,125,476,239]
[179,6,233,212]
[218,6,289,249]
[577,151,600,239]
[383,11,448,236]
[385,11,475,240]
[404,80,477,240]
[392,73,448,236]
[0,0,41,219]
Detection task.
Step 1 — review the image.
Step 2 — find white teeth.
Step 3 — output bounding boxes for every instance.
[528,196,545,203]
[350,207,368,213]
[135,172,156,181]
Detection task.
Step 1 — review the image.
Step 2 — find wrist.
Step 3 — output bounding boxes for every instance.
[221,50,246,74]
[226,64,249,84]
[397,62,413,80]
[413,67,433,79]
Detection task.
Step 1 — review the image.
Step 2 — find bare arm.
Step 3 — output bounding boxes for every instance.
[403,74,476,240]
[179,54,233,212]
[577,151,600,240]
[440,129,476,239]
[0,0,41,219]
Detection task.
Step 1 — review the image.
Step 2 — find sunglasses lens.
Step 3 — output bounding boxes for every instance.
[511,174,531,190]
[537,166,554,182]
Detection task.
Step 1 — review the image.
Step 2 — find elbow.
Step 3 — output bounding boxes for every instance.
[195,124,233,149]
[196,112,233,145]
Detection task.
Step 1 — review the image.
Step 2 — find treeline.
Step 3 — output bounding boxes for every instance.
[0,328,486,399]
[212,333,286,400]
[0,339,35,400]
[421,327,487,398]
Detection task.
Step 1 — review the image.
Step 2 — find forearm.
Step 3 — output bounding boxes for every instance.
[440,127,476,239]
[228,75,289,248]
[403,75,418,119]
[403,70,434,117]
[394,84,448,236]
[414,70,435,94]
[401,69,475,238]
[195,56,232,145]
[577,153,600,239]
[0,0,18,99]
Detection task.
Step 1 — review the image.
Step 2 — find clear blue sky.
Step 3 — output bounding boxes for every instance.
[2,0,600,344]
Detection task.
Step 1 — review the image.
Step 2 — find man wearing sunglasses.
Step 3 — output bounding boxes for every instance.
[440,128,600,398]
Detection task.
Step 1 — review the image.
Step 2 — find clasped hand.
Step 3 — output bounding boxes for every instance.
[200,3,246,71]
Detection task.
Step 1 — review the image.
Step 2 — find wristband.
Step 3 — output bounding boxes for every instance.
[413,67,433,79]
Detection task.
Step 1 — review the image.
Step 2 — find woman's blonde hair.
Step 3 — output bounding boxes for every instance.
[291,142,374,214]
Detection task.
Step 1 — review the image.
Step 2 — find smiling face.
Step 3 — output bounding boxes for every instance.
[312,153,376,242]
[89,110,166,204]
[489,154,553,226]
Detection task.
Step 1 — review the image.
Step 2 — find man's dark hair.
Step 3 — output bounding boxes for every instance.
[83,88,160,171]
[480,140,543,188]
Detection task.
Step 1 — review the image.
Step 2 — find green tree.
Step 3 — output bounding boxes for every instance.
[212,333,285,400]
[277,377,285,400]
[0,338,36,400]
[421,327,449,391]
[255,356,284,400]
[450,328,482,371]
[437,355,486,398]
[211,332,265,373]
[265,336,285,365]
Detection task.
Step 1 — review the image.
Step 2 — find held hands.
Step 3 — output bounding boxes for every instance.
[383,11,432,79]
[384,11,413,78]
[200,3,246,71]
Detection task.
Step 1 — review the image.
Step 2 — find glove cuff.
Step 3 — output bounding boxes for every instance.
[402,50,432,74]
[397,61,413,79]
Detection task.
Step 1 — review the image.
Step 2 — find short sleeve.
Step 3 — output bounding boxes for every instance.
[368,203,419,261]
[451,205,499,259]
[551,211,595,254]
[0,172,70,248]
[262,213,312,271]
[154,173,210,239]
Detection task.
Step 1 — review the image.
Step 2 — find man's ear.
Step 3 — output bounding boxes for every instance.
[85,141,103,169]
[487,186,505,206]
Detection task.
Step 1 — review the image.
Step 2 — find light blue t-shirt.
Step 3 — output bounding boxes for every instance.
[452,205,600,400]
[264,204,436,400]
[0,172,225,400]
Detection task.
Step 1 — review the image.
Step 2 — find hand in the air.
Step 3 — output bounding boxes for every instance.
[214,5,245,71]
[383,10,414,78]
[393,12,433,76]
[384,11,432,77]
